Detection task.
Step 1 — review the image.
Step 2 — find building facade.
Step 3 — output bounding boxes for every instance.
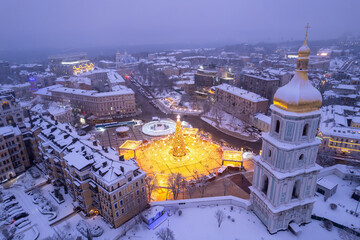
[35,86,136,117]
[0,126,31,182]
[214,83,268,122]
[241,73,280,103]
[250,30,322,233]
[0,94,24,127]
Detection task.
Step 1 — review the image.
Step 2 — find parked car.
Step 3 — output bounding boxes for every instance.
[17,220,31,229]
[14,217,29,227]
[3,195,15,203]
[4,202,18,211]
[13,212,28,221]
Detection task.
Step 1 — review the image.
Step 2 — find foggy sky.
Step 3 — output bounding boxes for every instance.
[1,0,360,51]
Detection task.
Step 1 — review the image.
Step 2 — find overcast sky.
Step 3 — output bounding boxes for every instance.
[1,0,360,51]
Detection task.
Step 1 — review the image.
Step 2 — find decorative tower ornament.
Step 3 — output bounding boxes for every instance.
[171,115,187,157]
[250,25,323,233]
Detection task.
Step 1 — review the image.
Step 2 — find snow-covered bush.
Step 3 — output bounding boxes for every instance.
[330,203,337,210]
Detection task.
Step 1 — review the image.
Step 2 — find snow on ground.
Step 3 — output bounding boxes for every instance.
[202,107,260,141]
[55,214,119,240]
[313,174,360,230]
[153,89,181,100]
[123,204,342,240]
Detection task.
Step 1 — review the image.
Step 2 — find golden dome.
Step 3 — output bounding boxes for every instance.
[273,24,322,113]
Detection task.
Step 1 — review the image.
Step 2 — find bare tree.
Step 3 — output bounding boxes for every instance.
[317,149,335,167]
[145,176,156,202]
[338,228,360,240]
[197,176,208,198]
[168,173,183,200]
[222,177,231,196]
[156,227,175,240]
[186,184,196,199]
[215,210,225,228]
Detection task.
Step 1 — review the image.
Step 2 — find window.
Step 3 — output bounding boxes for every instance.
[299,154,304,161]
[261,175,269,196]
[275,120,280,133]
[114,203,118,209]
[113,195,116,200]
[120,199,123,206]
[268,150,272,158]
[142,186,145,193]
[302,124,309,136]
[136,182,138,187]
[292,180,300,199]
[115,211,119,218]
[121,208,125,214]
[136,190,140,195]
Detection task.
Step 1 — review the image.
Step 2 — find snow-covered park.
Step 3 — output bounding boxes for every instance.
[120,204,347,240]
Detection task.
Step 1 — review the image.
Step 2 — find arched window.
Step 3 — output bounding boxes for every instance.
[261,175,269,196]
[275,120,280,133]
[302,124,309,136]
[292,180,300,199]
[299,154,304,161]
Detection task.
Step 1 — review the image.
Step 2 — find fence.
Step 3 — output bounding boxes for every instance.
[311,214,360,237]
[151,196,251,210]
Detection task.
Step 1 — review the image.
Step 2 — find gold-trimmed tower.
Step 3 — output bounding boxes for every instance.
[250,24,323,233]
[273,23,322,113]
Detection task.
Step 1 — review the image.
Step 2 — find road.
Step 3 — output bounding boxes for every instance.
[118,78,262,153]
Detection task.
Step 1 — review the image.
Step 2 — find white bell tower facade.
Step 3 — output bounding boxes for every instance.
[250,25,323,233]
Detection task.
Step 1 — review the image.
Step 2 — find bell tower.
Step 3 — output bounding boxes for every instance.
[250,25,323,233]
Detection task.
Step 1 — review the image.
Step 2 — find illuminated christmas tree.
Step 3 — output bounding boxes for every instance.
[171,115,187,157]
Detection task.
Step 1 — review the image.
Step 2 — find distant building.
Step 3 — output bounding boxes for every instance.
[0,61,11,83]
[194,68,218,88]
[35,85,136,117]
[214,83,268,122]
[49,53,94,76]
[318,105,360,156]
[241,72,280,103]
[0,94,24,127]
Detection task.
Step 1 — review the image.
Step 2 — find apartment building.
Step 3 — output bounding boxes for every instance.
[0,126,31,182]
[33,116,147,227]
[241,72,280,103]
[214,83,268,122]
[35,85,136,117]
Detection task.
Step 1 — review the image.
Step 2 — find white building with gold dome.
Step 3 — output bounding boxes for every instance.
[250,26,323,234]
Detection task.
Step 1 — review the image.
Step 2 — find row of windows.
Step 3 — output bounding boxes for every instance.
[274,120,309,137]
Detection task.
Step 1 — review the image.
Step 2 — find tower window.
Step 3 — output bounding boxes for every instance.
[261,175,269,196]
[275,120,280,133]
[268,150,272,158]
[292,180,300,199]
[302,124,309,136]
[299,154,304,161]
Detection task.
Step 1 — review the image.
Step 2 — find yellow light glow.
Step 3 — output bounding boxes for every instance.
[273,100,288,109]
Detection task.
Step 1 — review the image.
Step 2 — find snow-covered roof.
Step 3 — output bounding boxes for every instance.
[215,83,268,103]
[317,177,337,190]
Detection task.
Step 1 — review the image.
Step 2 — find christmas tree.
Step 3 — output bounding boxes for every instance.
[171,115,187,157]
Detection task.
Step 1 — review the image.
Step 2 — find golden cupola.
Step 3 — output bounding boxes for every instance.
[273,24,322,113]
